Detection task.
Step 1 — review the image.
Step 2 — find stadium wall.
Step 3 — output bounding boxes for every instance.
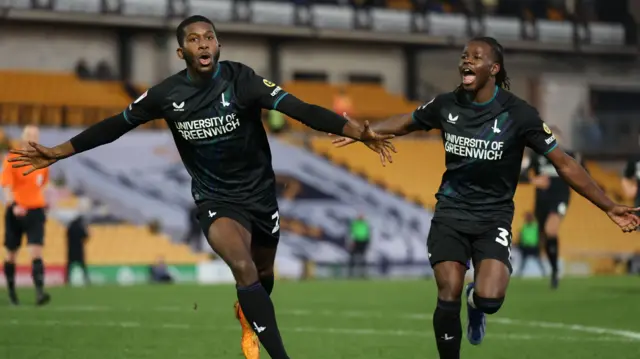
[279,41,405,95]
[130,33,163,86]
[0,23,118,73]
[539,73,640,149]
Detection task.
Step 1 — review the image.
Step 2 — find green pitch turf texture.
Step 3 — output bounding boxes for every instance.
[2,276,639,358]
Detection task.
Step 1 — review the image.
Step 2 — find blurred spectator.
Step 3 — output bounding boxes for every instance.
[149,256,174,283]
[347,213,371,278]
[517,212,546,276]
[333,88,354,118]
[267,110,287,134]
[75,59,91,79]
[95,60,114,80]
[148,219,162,234]
[573,101,603,152]
[66,196,91,285]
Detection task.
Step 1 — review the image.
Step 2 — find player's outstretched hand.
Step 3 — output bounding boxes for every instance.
[606,205,640,233]
[330,113,396,166]
[8,142,59,175]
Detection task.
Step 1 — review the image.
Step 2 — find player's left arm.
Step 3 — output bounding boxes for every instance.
[8,87,164,175]
[521,106,639,231]
[236,66,383,141]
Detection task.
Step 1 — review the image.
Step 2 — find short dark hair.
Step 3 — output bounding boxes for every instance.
[469,36,511,90]
[176,15,216,47]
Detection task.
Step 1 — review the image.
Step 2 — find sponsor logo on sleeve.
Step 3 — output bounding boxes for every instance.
[263,79,276,87]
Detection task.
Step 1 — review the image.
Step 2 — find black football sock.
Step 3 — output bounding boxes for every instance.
[260,274,275,295]
[31,258,45,296]
[433,299,462,359]
[545,238,559,280]
[4,261,16,294]
[237,282,290,359]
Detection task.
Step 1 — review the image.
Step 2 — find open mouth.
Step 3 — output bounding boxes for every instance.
[198,54,212,66]
[461,68,476,85]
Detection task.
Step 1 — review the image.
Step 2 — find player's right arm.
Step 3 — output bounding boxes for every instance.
[8,88,163,175]
[621,159,638,200]
[332,96,442,148]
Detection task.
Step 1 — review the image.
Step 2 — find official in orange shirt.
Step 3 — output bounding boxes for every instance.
[2,126,51,306]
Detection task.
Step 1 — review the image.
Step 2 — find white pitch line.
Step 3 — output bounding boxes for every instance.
[8,305,640,342]
[492,318,640,341]
[1,319,636,343]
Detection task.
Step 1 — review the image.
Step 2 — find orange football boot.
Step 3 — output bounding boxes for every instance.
[234,301,260,359]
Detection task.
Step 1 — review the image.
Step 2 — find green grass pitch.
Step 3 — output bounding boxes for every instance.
[1,276,639,358]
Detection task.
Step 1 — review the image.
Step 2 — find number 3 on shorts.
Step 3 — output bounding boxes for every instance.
[271,210,280,234]
[495,227,510,247]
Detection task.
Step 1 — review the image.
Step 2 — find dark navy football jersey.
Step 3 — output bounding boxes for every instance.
[411,87,558,223]
[122,61,289,203]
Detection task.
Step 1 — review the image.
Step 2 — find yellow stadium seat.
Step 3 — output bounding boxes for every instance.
[0,71,132,126]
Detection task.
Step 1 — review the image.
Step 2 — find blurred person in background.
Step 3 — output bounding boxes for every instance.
[8,14,393,359]
[66,196,92,286]
[266,110,287,134]
[333,87,353,119]
[149,256,174,284]
[516,212,545,277]
[347,213,371,278]
[330,36,640,359]
[183,204,203,251]
[621,156,640,207]
[528,126,583,289]
[2,125,51,306]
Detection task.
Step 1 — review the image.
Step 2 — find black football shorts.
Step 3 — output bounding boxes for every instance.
[4,206,46,251]
[535,190,570,226]
[427,217,513,273]
[196,198,280,248]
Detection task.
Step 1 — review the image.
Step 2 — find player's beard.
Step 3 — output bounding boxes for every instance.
[184,48,221,76]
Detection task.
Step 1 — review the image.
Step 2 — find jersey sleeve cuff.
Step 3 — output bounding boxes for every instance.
[543,143,558,155]
[272,92,289,110]
[122,110,134,125]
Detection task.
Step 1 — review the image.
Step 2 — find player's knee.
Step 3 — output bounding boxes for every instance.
[437,279,464,302]
[4,250,17,263]
[28,245,43,260]
[472,291,505,315]
[257,265,274,279]
[229,258,258,285]
[434,263,466,301]
[544,215,561,236]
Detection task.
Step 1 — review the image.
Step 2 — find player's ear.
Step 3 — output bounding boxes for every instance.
[490,63,500,77]
[177,47,184,60]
